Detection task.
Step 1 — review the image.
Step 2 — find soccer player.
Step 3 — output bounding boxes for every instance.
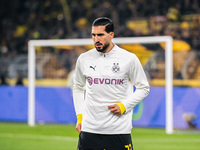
[73,17,150,150]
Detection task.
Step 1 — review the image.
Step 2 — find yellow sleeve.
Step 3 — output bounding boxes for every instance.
[76,114,83,124]
[116,103,126,115]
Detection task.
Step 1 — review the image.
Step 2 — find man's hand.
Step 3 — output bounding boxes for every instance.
[76,123,82,133]
[76,114,82,133]
[108,104,121,115]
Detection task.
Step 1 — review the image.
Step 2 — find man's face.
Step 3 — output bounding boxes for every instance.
[91,25,114,53]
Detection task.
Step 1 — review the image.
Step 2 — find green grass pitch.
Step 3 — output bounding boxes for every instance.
[0,122,200,150]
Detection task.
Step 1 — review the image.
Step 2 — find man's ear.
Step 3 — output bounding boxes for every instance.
[110,32,114,38]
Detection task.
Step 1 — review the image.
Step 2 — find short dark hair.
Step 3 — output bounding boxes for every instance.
[92,17,114,33]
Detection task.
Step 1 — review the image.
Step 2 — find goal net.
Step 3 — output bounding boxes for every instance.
[28,36,173,134]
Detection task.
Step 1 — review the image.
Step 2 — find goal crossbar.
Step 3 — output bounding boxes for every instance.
[28,36,173,134]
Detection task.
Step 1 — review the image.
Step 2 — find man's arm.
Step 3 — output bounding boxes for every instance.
[122,54,150,112]
[72,55,85,132]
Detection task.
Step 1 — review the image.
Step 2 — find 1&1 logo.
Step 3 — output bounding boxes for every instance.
[132,101,143,121]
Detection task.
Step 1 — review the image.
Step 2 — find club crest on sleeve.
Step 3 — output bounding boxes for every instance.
[112,63,120,73]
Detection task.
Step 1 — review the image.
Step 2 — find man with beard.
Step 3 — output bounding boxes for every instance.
[73,17,150,150]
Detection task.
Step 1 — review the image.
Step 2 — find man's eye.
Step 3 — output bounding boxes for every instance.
[91,34,104,37]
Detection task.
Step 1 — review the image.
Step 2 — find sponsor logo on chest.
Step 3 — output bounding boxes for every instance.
[87,76,124,86]
[87,62,123,86]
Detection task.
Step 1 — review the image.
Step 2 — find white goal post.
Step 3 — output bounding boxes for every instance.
[28,36,173,134]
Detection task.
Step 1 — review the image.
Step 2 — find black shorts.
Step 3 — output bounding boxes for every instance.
[77,131,133,150]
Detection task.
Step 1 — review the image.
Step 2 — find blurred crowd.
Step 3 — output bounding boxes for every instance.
[0,0,200,82]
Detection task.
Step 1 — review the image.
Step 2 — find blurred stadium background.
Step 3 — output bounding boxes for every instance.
[0,0,200,149]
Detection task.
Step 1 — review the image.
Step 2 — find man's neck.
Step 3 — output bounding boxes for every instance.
[104,42,114,53]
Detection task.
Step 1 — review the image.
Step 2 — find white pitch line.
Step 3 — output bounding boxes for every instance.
[133,137,200,143]
[0,133,78,142]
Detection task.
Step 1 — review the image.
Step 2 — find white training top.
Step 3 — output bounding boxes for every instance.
[73,44,150,134]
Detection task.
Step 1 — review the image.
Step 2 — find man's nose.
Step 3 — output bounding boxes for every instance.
[94,36,100,42]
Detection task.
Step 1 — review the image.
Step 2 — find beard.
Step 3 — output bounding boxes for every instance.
[95,42,110,53]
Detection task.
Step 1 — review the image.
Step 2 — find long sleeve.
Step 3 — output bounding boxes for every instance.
[122,54,150,112]
[73,55,86,115]
[71,46,150,134]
